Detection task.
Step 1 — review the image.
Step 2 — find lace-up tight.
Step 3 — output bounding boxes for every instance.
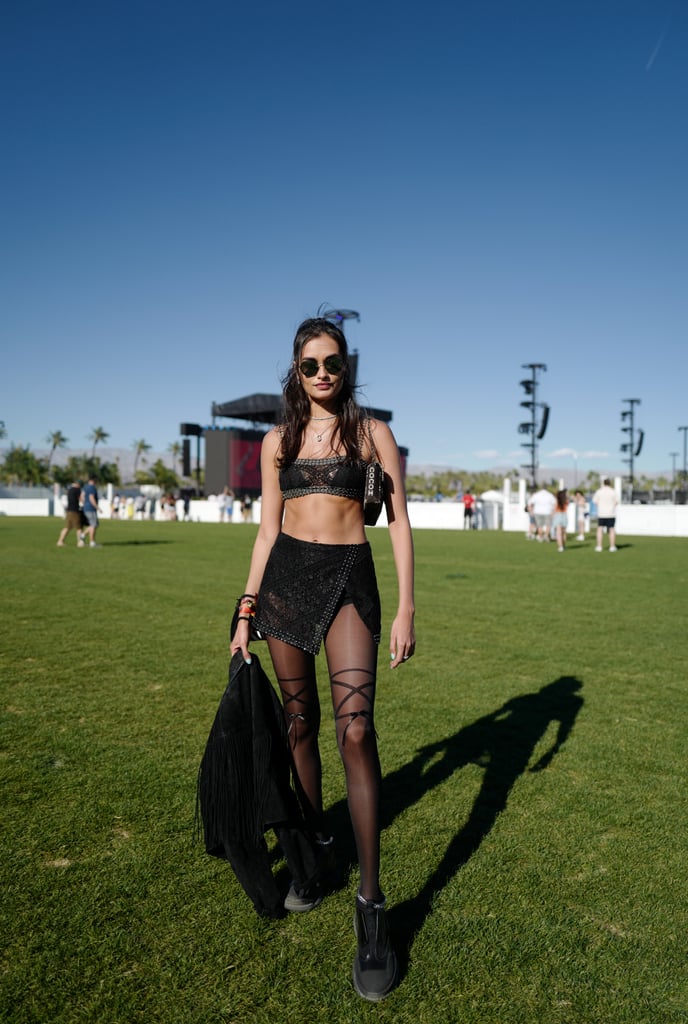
[267,601,382,901]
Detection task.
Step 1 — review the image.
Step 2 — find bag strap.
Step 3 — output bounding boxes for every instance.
[364,415,381,465]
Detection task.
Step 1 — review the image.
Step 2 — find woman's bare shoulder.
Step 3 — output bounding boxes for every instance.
[367,417,397,448]
[262,426,283,449]
[260,427,284,466]
[360,417,400,467]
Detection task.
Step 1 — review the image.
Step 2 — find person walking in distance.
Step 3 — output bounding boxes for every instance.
[231,316,415,1002]
[552,489,569,552]
[82,475,101,547]
[56,479,84,547]
[573,489,587,541]
[530,485,556,542]
[593,478,619,552]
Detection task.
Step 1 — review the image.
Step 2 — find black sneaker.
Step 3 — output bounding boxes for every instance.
[352,893,398,1002]
[284,836,336,913]
[283,881,323,913]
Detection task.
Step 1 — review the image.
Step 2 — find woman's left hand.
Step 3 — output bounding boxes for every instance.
[389,613,415,669]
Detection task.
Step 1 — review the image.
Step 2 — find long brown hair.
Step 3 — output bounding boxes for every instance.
[278,317,367,466]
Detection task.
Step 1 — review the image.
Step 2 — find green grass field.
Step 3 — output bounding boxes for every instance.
[2,518,687,1024]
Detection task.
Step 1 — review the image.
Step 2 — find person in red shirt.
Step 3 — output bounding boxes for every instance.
[462,488,476,529]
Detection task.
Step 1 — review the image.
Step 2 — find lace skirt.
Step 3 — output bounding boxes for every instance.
[254,533,381,655]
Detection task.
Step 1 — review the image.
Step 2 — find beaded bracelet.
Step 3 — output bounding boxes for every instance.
[236,593,257,622]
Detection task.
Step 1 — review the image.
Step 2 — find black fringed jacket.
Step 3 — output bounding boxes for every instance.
[196,652,317,917]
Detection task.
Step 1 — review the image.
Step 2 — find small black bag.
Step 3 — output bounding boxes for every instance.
[363,418,385,526]
[363,461,385,526]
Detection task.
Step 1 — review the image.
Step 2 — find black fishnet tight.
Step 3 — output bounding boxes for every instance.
[266,602,382,901]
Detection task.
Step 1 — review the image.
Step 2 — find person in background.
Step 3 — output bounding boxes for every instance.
[530,485,556,542]
[230,316,415,1002]
[181,488,192,521]
[56,479,84,547]
[163,494,177,520]
[462,488,476,529]
[574,489,587,541]
[525,495,537,540]
[218,486,235,523]
[593,478,619,552]
[552,489,569,552]
[81,475,100,548]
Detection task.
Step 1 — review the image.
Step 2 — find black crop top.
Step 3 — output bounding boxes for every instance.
[279,456,368,501]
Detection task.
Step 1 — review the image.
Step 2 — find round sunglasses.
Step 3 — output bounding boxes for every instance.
[299,355,345,378]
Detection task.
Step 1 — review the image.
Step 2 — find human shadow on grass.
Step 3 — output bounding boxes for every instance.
[100,539,174,546]
[385,675,583,974]
[316,675,583,975]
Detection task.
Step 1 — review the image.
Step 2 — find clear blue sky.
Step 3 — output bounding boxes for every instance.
[2,1,686,479]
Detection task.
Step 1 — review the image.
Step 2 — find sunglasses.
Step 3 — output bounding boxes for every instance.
[299,355,345,378]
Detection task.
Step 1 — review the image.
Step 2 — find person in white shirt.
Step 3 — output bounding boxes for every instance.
[592,479,618,552]
[530,487,556,542]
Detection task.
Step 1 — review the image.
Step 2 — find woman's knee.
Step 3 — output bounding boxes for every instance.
[286,710,320,747]
[336,711,376,752]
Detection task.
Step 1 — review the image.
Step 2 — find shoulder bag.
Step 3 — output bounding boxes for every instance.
[363,417,385,526]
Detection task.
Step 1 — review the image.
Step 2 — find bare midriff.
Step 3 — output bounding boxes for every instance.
[282,493,367,545]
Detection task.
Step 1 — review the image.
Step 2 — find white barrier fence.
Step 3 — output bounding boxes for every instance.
[0,498,54,517]
[1,478,687,537]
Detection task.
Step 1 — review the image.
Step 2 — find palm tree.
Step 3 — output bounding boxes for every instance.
[167,441,182,475]
[0,445,49,486]
[88,426,109,459]
[132,438,152,478]
[46,430,68,467]
[0,421,7,440]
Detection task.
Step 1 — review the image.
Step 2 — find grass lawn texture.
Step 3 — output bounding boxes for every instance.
[1,518,687,1024]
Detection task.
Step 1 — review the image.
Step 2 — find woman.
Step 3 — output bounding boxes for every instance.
[231,316,415,1002]
[573,489,587,541]
[553,489,569,552]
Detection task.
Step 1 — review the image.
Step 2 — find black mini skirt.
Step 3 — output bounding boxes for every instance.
[253,533,381,655]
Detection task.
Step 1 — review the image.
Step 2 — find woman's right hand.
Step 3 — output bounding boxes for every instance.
[230,617,252,665]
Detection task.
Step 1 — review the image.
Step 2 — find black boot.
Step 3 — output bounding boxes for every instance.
[352,892,398,1001]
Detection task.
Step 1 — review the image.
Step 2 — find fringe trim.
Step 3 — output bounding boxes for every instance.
[197,730,273,848]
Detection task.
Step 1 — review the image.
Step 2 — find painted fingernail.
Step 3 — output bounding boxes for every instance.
[390,652,395,661]
[244,656,252,665]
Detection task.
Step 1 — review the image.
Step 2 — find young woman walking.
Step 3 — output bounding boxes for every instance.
[231,317,415,1001]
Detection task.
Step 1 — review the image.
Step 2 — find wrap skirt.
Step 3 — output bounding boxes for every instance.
[254,533,381,655]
